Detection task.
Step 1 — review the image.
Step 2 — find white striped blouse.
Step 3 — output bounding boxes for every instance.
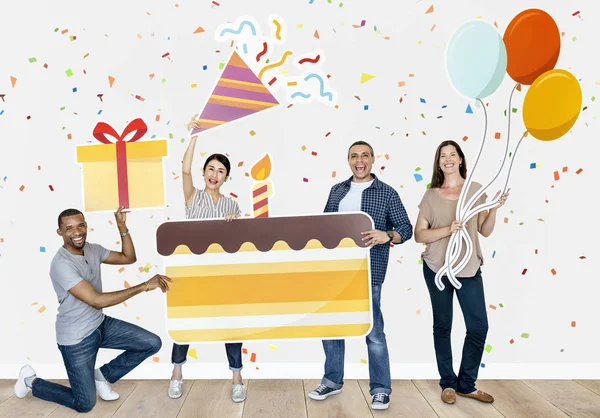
[185,188,241,220]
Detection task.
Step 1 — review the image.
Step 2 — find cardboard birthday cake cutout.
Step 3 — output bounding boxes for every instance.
[156,213,374,343]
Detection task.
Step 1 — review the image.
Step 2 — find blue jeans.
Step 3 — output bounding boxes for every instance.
[31,316,161,412]
[172,343,243,372]
[423,261,489,393]
[321,284,391,396]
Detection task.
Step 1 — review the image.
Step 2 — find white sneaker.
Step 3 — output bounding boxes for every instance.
[232,383,246,403]
[14,365,36,398]
[168,379,183,399]
[95,380,120,401]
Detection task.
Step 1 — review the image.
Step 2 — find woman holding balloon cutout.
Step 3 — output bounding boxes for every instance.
[414,140,508,404]
[429,8,582,406]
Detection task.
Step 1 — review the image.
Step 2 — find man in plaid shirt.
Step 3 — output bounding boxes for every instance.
[307,141,413,411]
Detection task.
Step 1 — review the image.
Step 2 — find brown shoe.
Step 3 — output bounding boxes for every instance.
[457,389,494,403]
[441,388,456,404]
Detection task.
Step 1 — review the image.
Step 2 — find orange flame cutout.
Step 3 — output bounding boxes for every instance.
[251,154,272,181]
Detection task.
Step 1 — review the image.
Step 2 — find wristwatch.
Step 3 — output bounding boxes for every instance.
[120,230,130,237]
[386,231,394,244]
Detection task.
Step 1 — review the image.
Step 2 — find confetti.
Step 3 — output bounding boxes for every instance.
[118,267,125,273]
[38,306,47,313]
[48,185,54,191]
[521,333,529,339]
[414,173,423,182]
[193,26,205,34]
[510,339,514,344]
[269,345,277,350]
[364,105,369,110]
[10,76,17,87]
[425,4,434,14]
[40,247,46,253]
[332,171,336,178]
[108,76,115,87]
[360,73,375,84]
[242,348,248,354]
[188,348,198,359]
[494,132,501,139]
[530,163,537,169]
[465,104,473,114]
[303,178,308,182]
[314,30,320,39]
[521,268,527,275]
[576,168,583,174]
[65,68,73,77]
[124,280,131,288]
[489,304,497,310]
[28,57,37,63]
[571,321,576,327]
[152,356,160,362]
[360,358,367,364]
[551,268,557,275]
[250,353,256,362]
[19,185,25,191]
[484,344,492,353]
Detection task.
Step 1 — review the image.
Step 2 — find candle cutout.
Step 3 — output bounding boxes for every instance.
[250,153,273,218]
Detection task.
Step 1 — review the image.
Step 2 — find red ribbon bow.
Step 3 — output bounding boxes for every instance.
[92,118,148,208]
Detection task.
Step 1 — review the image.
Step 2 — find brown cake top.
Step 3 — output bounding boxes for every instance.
[156,213,373,256]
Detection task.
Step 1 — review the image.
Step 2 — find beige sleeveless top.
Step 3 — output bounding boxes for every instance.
[418,182,487,278]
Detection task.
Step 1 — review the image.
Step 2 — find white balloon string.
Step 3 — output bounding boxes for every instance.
[435,95,489,291]
[460,84,518,219]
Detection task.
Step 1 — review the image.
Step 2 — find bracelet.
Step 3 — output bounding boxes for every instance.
[144,281,149,292]
[120,230,130,237]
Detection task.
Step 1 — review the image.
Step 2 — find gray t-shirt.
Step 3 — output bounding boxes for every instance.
[50,242,110,345]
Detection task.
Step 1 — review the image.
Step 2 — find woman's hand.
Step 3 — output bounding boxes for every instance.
[492,188,510,210]
[449,220,467,234]
[187,113,200,131]
[145,274,172,293]
[224,214,240,222]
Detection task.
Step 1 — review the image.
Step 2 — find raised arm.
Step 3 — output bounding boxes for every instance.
[68,274,171,310]
[182,114,200,205]
[103,207,136,265]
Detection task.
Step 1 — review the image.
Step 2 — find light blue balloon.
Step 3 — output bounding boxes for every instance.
[446,21,507,99]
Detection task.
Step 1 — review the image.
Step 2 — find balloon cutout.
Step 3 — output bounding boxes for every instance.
[446,21,507,99]
[503,9,561,85]
[438,11,581,291]
[523,69,582,141]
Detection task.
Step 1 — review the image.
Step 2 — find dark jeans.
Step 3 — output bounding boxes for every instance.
[321,284,391,396]
[31,315,161,413]
[423,261,488,393]
[172,343,243,372]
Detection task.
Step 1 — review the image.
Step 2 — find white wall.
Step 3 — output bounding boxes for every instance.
[1,0,598,379]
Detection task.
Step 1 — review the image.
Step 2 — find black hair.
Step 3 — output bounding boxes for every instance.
[347,141,374,158]
[58,208,84,228]
[203,154,231,176]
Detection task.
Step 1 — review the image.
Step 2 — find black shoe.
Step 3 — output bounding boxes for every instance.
[307,384,342,401]
[371,393,390,410]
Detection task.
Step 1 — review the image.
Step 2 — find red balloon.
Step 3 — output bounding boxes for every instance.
[503,9,561,85]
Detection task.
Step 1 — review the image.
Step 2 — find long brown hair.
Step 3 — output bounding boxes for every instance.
[430,140,467,188]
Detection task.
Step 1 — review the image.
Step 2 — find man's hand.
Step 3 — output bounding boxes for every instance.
[145,274,172,293]
[114,206,129,229]
[361,230,390,247]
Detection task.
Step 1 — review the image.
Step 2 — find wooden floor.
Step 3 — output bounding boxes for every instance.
[1,379,599,417]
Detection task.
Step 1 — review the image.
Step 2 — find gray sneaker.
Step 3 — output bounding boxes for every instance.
[168,379,183,399]
[232,383,246,402]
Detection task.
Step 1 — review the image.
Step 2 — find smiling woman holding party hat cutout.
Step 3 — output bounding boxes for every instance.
[167,114,246,403]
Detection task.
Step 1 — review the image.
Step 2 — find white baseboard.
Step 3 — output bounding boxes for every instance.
[2,363,599,380]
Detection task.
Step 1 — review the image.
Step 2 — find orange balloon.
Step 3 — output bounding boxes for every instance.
[503,9,561,85]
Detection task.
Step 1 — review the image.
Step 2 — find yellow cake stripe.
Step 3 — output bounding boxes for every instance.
[168,323,371,342]
[167,270,369,306]
[166,258,367,278]
[167,299,370,318]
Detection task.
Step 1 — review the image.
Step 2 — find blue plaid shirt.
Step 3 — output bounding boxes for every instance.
[324,174,413,285]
